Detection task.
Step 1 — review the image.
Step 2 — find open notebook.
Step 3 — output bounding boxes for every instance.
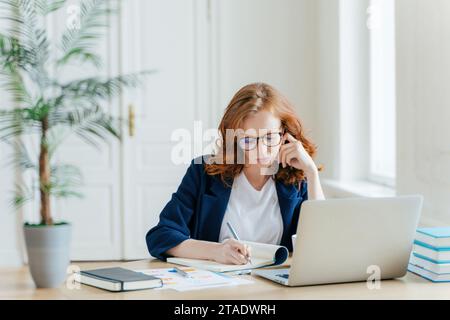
[167,241,289,273]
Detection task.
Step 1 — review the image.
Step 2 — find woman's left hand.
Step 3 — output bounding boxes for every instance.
[279,133,317,176]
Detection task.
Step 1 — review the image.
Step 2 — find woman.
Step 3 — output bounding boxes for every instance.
[146,82,325,265]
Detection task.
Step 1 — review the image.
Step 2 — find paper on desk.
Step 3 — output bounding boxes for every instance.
[137,267,253,292]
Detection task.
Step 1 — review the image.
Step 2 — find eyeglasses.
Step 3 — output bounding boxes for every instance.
[238,132,283,151]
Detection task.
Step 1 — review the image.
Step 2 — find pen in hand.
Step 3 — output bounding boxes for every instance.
[226,222,253,265]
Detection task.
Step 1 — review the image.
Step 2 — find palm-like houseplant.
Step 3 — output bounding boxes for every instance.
[0,0,146,287]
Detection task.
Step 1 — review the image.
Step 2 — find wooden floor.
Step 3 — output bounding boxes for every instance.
[1,259,450,300]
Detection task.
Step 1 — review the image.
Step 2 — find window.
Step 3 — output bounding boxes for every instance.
[368,0,396,187]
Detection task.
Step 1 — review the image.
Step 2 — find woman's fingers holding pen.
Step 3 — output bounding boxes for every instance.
[219,239,252,265]
[245,245,252,260]
[228,250,248,265]
[228,239,249,256]
[230,240,253,263]
[217,239,248,265]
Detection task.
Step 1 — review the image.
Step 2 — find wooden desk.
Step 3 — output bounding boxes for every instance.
[1,259,449,300]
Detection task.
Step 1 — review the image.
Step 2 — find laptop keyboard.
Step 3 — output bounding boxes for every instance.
[276,274,289,279]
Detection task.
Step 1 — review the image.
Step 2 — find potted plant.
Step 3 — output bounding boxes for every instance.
[0,0,147,288]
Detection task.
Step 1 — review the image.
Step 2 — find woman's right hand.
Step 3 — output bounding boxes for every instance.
[213,239,251,265]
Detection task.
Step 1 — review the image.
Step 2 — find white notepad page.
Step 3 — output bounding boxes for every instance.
[167,241,289,273]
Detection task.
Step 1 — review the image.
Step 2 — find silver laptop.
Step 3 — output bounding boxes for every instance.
[252,195,423,286]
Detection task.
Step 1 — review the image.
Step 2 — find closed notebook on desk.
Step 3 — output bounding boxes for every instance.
[78,267,163,292]
[167,241,289,272]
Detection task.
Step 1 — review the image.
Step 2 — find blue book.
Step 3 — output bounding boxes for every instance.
[408,263,450,282]
[413,240,450,261]
[416,227,450,247]
[410,253,450,273]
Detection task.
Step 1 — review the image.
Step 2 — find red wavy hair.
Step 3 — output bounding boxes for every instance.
[205,82,319,186]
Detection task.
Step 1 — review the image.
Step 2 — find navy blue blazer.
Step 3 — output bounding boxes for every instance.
[145,156,308,261]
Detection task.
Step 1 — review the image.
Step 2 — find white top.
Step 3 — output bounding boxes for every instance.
[218,172,284,245]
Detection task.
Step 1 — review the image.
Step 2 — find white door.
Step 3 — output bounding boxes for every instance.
[0,12,23,265]
[51,1,123,260]
[0,143,24,266]
[120,0,212,259]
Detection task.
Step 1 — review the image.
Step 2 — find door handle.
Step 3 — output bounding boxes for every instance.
[128,104,135,137]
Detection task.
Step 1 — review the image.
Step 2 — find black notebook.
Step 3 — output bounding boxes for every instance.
[78,267,163,292]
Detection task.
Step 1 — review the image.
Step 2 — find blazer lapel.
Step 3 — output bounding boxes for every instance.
[200,176,233,242]
[275,180,301,247]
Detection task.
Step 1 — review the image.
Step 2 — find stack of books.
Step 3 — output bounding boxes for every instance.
[408,227,450,282]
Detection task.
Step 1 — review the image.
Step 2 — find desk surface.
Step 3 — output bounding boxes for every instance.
[1,259,449,300]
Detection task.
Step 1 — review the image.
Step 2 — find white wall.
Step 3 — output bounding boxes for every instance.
[315,0,340,180]
[0,12,24,265]
[314,0,371,181]
[338,0,371,181]
[396,0,450,225]
[0,138,24,267]
[213,0,317,137]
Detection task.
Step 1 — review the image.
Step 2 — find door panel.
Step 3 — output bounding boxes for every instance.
[51,1,123,260]
[121,0,211,259]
